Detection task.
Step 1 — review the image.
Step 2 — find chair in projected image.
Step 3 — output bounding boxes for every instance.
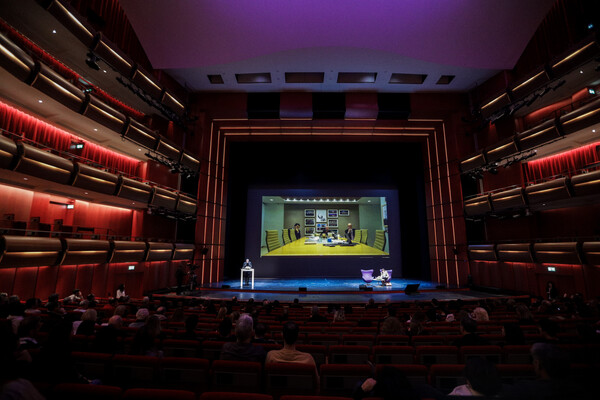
[373,230,386,251]
[353,229,362,243]
[288,228,296,242]
[266,230,282,252]
[282,229,291,245]
[361,229,368,244]
[361,269,374,286]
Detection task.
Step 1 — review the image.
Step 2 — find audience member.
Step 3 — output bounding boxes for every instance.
[129,308,149,328]
[307,305,328,323]
[380,307,404,335]
[75,309,98,336]
[290,298,302,309]
[538,318,560,343]
[353,366,420,400]
[448,357,502,396]
[471,306,489,322]
[452,316,490,347]
[503,322,526,345]
[93,315,124,354]
[17,316,42,351]
[216,317,236,342]
[266,321,317,376]
[220,314,266,362]
[252,322,275,344]
[131,315,163,357]
[63,289,83,305]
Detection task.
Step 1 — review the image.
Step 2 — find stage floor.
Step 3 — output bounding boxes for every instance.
[159,278,513,303]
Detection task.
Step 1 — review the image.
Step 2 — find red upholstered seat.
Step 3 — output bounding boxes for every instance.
[372,345,415,364]
[52,383,122,400]
[210,360,263,393]
[319,364,372,396]
[123,388,195,400]
[159,356,210,393]
[199,393,273,400]
[265,362,319,397]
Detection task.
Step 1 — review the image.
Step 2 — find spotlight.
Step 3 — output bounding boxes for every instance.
[85,52,100,71]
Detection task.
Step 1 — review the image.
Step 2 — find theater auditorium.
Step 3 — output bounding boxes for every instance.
[0,1,598,399]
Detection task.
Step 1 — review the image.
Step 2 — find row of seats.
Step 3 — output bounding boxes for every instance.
[0,29,196,171]
[461,95,600,172]
[0,235,194,267]
[61,352,553,396]
[49,386,279,400]
[0,134,197,215]
[464,168,600,216]
[468,241,600,265]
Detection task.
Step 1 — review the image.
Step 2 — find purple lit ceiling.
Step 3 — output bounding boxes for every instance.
[119,0,556,92]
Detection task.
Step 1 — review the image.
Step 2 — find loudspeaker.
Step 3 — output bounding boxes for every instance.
[377,93,410,119]
[299,287,307,292]
[359,285,373,291]
[404,283,420,294]
[247,92,280,119]
[222,284,230,289]
[312,92,346,119]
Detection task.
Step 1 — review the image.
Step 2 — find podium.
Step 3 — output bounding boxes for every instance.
[240,268,254,289]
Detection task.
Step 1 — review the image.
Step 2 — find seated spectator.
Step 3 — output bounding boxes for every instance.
[505,343,590,399]
[23,298,42,316]
[452,316,490,347]
[538,318,560,343]
[448,357,502,396]
[17,316,42,351]
[365,298,378,309]
[307,305,328,323]
[131,315,163,357]
[171,308,185,323]
[333,305,346,322]
[86,293,98,308]
[44,293,59,309]
[515,303,534,325]
[102,297,117,314]
[407,312,427,337]
[380,307,404,335]
[216,317,236,342]
[277,307,290,323]
[471,306,489,322]
[1,320,44,400]
[63,289,83,305]
[220,314,266,362]
[179,314,201,340]
[6,296,24,334]
[75,309,98,336]
[129,308,149,328]
[216,305,228,320]
[252,322,275,344]
[266,321,317,376]
[93,315,125,354]
[116,283,129,302]
[289,298,302,309]
[503,322,525,345]
[353,366,420,400]
[154,306,168,321]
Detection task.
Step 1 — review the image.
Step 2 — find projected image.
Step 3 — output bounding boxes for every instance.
[261,196,389,257]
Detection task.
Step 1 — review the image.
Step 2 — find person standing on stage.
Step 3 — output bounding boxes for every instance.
[242,259,253,285]
[175,265,186,294]
[345,223,355,241]
[293,223,302,240]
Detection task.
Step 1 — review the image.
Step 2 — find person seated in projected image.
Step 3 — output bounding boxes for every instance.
[374,268,391,286]
[293,223,302,240]
[320,226,334,239]
[345,223,355,242]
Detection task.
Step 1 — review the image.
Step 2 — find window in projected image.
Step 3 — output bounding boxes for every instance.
[261,196,389,257]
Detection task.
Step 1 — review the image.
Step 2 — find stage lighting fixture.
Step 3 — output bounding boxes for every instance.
[85,52,100,70]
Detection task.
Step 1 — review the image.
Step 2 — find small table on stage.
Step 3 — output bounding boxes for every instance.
[240,268,254,289]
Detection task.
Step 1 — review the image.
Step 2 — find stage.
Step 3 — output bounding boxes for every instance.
[155,278,516,303]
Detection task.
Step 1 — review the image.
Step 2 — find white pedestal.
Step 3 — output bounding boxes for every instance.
[240,268,254,289]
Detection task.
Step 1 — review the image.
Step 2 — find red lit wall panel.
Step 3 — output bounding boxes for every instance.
[74,264,95,296]
[12,267,38,299]
[0,268,16,294]
[91,263,109,297]
[35,266,59,300]
[55,265,78,298]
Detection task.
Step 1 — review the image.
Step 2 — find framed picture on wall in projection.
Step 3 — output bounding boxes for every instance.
[304,209,315,217]
[316,209,327,223]
[331,229,338,235]
[316,223,327,232]
[305,227,315,235]
[328,209,338,218]
[328,219,338,227]
[304,218,315,226]
[339,209,350,216]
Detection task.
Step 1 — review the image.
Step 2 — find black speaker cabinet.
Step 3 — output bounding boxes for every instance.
[299,287,307,292]
[404,283,420,294]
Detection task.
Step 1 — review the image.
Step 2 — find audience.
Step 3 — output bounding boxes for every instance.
[0,290,597,398]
